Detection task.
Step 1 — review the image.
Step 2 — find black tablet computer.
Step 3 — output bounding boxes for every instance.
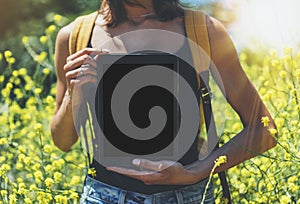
[95,53,181,168]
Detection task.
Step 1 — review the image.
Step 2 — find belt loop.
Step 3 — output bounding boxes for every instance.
[118,190,126,204]
[175,190,183,204]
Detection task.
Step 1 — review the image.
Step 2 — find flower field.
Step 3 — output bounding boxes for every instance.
[0,15,299,204]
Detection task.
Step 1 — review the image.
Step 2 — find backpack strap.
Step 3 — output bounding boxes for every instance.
[69,11,99,55]
[184,9,211,78]
[184,9,232,203]
[184,8,209,150]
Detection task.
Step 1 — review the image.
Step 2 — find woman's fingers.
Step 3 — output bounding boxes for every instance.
[106,167,154,176]
[69,74,98,88]
[66,48,109,64]
[64,48,109,95]
[64,48,109,73]
[132,159,176,172]
[106,160,191,185]
[64,54,95,73]
[65,64,97,81]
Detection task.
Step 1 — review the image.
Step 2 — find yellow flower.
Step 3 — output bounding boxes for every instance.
[279,70,287,78]
[54,14,63,24]
[261,116,270,127]
[1,164,11,172]
[238,183,247,194]
[17,177,24,183]
[18,154,26,162]
[45,95,54,104]
[24,84,30,91]
[0,156,5,163]
[4,50,12,59]
[17,183,27,195]
[23,157,30,165]
[45,178,54,188]
[34,52,47,64]
[43,144,52,153]
[28,131,35,139]
[46,25,57,35]
[280,195,291,204]
[9,194,17,204]
[69,190,79,200]
[16,162,23,170]
[13,88,23,99]
[88,167,97,177]
[54,195,68,204]
[54,172,62,182]
[37,192,52,203]
[22,36,29,44]
[271,59,279,67]
[33,171,43,182]
[29,184,38,191]
[43,67,50,75]
[0,137,7,145]
[43,164,52,173]
[287,175,297,183]
[12,70,19,77]
[52,158,65,169]
[24,198,32,204]
[214,155,227,167]
[1,88,10,98]
[70,176,81,185]
[13,78,21,85]
[39,36,48,44]
[290,183,299,193]
[34,123,43,131]
[0,52,2,61]
[0,75,4,83]
[0,190,8,197]
[290,88,297,97]
[239,52,247,62]
[18,68,27,76]
[50,86,56,95]
[7,57,16,64]
[295,69,300,79]
[6,82,13,89]
[268,128,278,137]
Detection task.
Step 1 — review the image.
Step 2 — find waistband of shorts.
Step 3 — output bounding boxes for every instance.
[84,174,210,197]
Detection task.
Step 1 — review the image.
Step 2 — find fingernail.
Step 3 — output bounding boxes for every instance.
[132,159,140,166]
[101,48,110,53]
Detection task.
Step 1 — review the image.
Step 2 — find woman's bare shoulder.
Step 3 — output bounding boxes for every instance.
[55,21,75,50]
[204,14,237,62]
[205,14,228,36]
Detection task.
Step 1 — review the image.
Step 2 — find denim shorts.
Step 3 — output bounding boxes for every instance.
[80,175,215,204]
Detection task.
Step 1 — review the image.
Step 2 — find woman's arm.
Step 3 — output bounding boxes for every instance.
[50,22,105,152]
[189,15,278,177]
[107,15,277,185]
[50,23,78,152]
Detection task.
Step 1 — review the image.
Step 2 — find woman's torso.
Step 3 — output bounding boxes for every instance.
[88,14,201,194]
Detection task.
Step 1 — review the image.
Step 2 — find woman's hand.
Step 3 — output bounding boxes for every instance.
[63,48,109,108]
[107,159,201,185]
[51,40,109,151]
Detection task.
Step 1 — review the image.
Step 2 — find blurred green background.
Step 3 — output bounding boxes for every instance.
[0,0,100,61]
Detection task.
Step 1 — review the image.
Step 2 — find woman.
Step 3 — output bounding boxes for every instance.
[50,0,277,203]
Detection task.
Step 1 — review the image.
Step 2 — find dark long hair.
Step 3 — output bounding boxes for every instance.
[100,0,184,27]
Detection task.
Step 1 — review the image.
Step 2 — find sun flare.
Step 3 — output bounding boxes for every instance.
[229,0,300,51]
